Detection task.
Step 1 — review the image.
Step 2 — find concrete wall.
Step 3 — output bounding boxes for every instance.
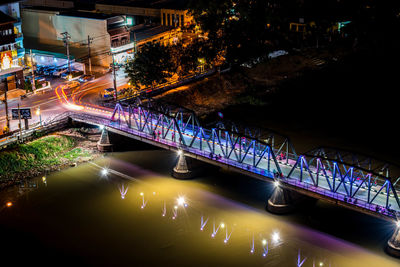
[22,9,112,67]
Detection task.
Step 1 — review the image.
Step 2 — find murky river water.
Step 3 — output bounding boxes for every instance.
[0,150,399,266]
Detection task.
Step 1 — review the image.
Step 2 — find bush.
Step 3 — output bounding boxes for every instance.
[0,135,75,177]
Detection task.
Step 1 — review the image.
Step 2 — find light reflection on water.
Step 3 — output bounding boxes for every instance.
[0,150,399,267]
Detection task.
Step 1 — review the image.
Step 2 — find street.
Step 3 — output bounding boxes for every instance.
[0,69,128,133]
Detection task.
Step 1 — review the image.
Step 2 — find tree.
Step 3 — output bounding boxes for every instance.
[125,43,176,88]
[170,38,219,77]
[189,0,277,65]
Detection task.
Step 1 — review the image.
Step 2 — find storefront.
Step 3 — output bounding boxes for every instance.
[25,50,84,72]
[0,50,24,91]
[111,42,135,65]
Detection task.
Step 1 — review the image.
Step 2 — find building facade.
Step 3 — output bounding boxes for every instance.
[21,7,133,67]
[0,0,25,91]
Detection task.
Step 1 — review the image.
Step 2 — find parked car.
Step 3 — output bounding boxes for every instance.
[36,66,45,75]
[43,67,56,76]
[52,67,68,78]
[102,88,115,98]
[61,72,69,79]
[78,74,95,83]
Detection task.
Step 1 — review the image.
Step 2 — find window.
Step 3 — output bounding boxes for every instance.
[181,15,184,27]
[167,14,170,26]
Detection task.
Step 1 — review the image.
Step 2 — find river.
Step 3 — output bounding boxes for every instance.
[0,149,399,266]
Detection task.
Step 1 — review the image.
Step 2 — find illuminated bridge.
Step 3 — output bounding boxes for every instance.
[24,97,400,256]
[70,99,400,218]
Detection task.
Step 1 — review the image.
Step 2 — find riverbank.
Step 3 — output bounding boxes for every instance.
[155,46,350,118]
[0,128,101,190]
[155,46,400,163]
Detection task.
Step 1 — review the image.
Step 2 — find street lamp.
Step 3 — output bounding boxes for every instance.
[36,107,42,126]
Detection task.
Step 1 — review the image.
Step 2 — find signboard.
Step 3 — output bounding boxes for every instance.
[126,17,133,26]
[11,108,32,120]
[0,51,13,70]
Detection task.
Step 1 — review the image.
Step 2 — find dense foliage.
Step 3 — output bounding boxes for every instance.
[0,135,76,177]
[125,43,175,88]
[125,39,217,87]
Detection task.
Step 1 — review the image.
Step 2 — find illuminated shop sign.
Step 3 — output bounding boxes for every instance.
[0,51,13,70]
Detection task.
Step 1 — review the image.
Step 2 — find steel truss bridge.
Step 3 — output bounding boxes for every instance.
[67,98,400,221]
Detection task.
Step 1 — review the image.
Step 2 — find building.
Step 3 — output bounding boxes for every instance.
[0,0,25,91]
[96,0,194,28]
[21,6,133,67]
[134,25,181,50]
[160,8,193,28]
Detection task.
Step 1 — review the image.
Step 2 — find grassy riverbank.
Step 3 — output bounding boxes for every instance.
[0,135,75,176]
[0,130,100,188]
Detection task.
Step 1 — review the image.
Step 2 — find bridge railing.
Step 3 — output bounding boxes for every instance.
[285,177,397,217]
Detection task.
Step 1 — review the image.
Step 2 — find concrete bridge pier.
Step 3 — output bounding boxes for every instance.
[97,128,113,152]
[266,181,295,214]
[172,151,194,179]
[386,224,400,257]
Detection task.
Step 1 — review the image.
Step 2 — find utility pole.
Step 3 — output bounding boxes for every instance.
[87,35,93,75]
[17,103,22,141]
[133,32,137,55]
[30,49,36,91]
[61,32,71,75]
[111,52,118,101]
[2,79,10,132]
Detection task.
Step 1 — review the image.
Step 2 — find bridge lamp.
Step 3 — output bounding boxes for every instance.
[99,125,104,130]
[274,180,280,188]
[101,168,109,176]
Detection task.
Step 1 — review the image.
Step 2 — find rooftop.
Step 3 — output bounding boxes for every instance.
[96,0,189,10]
[59,10,118,20]
[133,25,173,42]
